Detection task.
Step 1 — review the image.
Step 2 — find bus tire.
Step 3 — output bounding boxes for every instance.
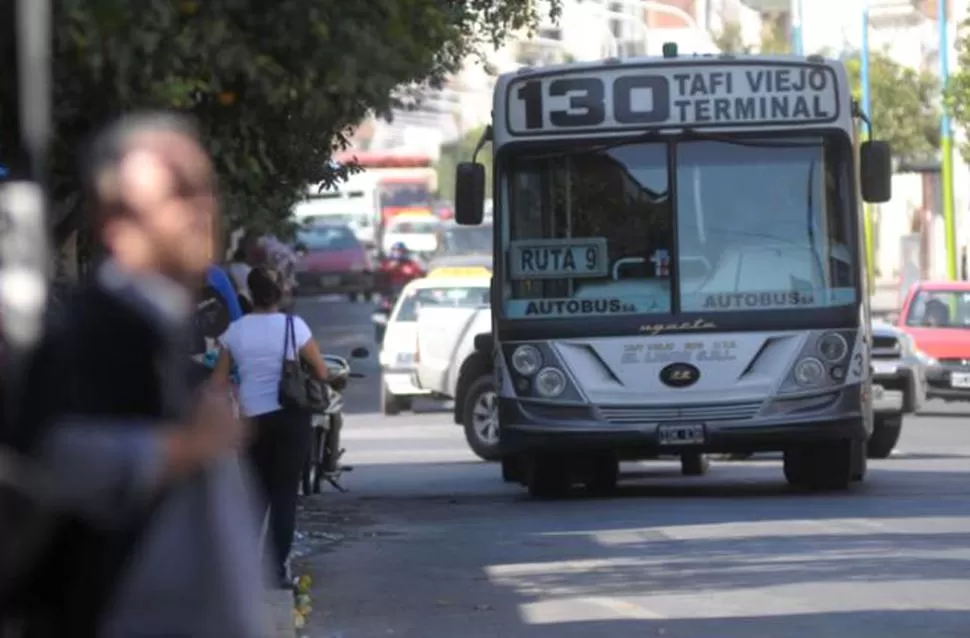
[462,375,501,461]
[868,414,902,459]
[680,453,709,476]
[783,440,853,491]
[584,454,619,494]
[501,456,522,483]
[527,456,571,499]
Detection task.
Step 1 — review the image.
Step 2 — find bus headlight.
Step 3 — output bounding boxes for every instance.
[817,332,848,362]
[794,357,826,387]
[535,367,567,398]
[511,345,542,376]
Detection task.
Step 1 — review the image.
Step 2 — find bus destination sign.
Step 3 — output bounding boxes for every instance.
[506,63,839,135]
[509,238,609,280]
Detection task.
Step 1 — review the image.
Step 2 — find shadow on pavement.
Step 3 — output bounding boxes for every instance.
[303,458,970,637]
[473,610,970,638]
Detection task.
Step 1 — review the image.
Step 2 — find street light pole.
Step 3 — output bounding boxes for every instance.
[791,0,804,55]
[861,4,875,288]
[939,0,957,280]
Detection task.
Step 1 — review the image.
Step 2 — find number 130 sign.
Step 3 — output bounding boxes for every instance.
[506,71,672,135]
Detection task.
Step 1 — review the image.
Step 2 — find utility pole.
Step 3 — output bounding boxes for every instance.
[791,0,804,55]
[939,0,957,280]
[1,0,52,434]
[861,3,875,289]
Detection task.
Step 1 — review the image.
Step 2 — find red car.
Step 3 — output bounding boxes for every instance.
[895,280,970,401]
[294,224,375,301]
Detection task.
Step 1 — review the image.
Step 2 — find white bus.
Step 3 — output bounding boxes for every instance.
[450,46,893,497]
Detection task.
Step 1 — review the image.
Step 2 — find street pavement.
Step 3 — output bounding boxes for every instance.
[295,295,970,638]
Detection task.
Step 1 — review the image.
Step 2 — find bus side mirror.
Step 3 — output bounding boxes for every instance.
[454,163,485,226]
[860,141,892,204]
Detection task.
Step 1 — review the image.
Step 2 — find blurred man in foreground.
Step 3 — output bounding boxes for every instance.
[15,113,270,636]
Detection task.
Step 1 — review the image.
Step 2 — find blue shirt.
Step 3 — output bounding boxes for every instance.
[207,266,243,321]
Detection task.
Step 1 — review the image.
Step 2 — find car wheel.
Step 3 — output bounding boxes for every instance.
[348,292,360,303]
[868,414,902,459]
[381,381,401,416]
[462,375,501,461]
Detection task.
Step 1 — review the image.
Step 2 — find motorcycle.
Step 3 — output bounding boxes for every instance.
[376,255,425,297]
[301,348,368,495]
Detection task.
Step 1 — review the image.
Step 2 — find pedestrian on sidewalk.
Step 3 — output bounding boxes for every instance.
[13,112,271,637]
[212,266,330,588]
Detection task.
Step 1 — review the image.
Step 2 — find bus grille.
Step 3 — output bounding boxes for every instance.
[598,400,763,424]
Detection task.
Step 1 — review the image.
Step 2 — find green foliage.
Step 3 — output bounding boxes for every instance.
[844,50,939,161]
[945,17,970,161]
[759,11,790,54]
[713,12,788,55]
[436,127,492,201]
[0,0,559,238]
[712,21,750,54]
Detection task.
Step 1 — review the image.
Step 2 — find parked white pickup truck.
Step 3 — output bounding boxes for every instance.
[414,305,496,460]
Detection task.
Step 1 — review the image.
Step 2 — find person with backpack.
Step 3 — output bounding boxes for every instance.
[5,113,270,636]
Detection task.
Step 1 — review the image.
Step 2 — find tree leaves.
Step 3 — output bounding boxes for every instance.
[0,0,559,239]
[945,18,970,162]
[844,50,940,162]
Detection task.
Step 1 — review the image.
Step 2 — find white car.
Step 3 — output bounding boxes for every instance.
[381,214,441,256]
[374,268,491,415]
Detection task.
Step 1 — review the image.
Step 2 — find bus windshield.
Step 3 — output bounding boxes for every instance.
[501,135,857,320]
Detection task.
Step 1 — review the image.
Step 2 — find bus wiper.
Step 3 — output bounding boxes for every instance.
[805,159,827,289]
[525,128,669,160]
[679,128,823,149]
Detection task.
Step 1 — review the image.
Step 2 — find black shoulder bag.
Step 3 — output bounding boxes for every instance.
[277,315,327,412]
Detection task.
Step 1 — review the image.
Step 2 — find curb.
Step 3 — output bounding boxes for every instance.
[267,589,298,637]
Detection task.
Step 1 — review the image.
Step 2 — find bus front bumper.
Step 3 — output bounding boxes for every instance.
[498,388,869,459]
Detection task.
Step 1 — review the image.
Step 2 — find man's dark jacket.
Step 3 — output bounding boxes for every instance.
[15,279,190,635]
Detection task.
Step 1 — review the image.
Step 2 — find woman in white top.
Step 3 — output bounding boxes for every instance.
[212,267,328,588]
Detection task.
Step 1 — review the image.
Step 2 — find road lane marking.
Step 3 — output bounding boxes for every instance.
[518,597,666,624]
[582,596,666,620]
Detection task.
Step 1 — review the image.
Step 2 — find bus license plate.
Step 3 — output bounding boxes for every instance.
[320,275,340,287]
[657,424,705,445]
[951,372,970,388]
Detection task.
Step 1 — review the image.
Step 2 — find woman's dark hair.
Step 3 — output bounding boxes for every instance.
[248,266,282,308]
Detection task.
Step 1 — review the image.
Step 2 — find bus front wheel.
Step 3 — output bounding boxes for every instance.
[783,440,854,491]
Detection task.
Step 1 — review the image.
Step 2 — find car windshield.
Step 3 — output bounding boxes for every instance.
[502,135,856,320]
[297,226,359,251]
[441,225,493,255]
[381,183,431,208]
[389,219,439,234]
[394,285,489,322]
[905,289,970,328]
